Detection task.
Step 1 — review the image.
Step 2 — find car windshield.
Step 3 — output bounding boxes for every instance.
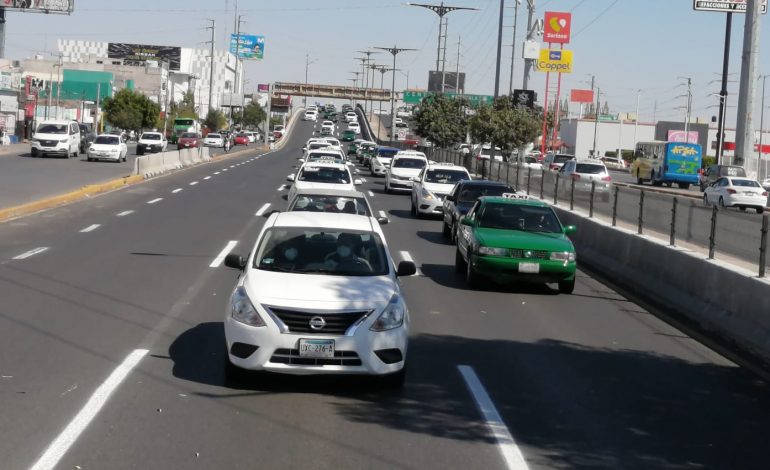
[458,185,512,203]
[575,164,606,174]
[254,228,388,276]
[37,124,67,134]
[425,169,469,184]
[479,203,562,233]
[298,167,350,183]
[393,158,426,169]
[94,136,120,145]
[142,134,161,140]
[731,179,761,188]
[181,133,198,138]
[290,195,370,216]
[207,134,221,139]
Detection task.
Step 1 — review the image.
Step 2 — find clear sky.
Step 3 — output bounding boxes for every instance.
[4,0,770,127]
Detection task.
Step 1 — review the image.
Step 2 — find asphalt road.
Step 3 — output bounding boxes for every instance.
[0,142,243,209]
[2,119,770,470]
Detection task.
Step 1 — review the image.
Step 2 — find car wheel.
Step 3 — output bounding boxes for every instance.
[410,200,417,217]
[757,207,764,214]
[87,157,93,162]
[455,247,466,273]
[740,206,746,212]
[379,367,406,389]
[719,196,726,208]
[442,221,451,239]
[31,148,39,158]
[558,278,575,294]
[466,257,481,288]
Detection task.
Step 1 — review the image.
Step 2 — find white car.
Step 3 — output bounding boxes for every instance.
[322,137,341,147]
[30,119,82,158]
[244,131,257,143]
[203,133,225,148]
[304,110,318,121]
[287,188,387,224]
[761,177,770,191]
[86,134,128,163]
[599,156,627,171]
[516,155,543,171]
[302,149,350,166]
[370,148,399,176]
[136,131,167,155]
[345,112,357,123]
[473,144,503,162]
[222,211,416,386]
[410,163,471,217]
[287,161,362,202]
[348,121,361,135]
[703,177,768,213]
[385,152,428,193]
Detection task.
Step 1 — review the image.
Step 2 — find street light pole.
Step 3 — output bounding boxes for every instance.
[509,0,521,95]
[375,46,416,141]
[592,86,601,157]
[759,74,768,177]
[304,53,317,107]
[634,89,641,145]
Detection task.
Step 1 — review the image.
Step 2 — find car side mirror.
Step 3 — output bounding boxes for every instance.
[377,216,389,225]
[354,179,363,185]
[287,174,295,182]
[563,225,577,235]
[224,254,246,270]
[460,217,473,226]
[396,260,416,277]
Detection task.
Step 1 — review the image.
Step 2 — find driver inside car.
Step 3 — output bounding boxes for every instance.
[324,233,372,272]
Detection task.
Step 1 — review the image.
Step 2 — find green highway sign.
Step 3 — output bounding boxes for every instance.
[403,90,494,106]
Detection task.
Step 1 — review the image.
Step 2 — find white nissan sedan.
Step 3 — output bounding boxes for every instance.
[86,134,128,162]
[222,212,416,386]
[287,161,362,203]
[703,177,768,213]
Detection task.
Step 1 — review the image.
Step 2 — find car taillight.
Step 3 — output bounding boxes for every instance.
[726,189,737,194]
[762,191,769,197]
[601,175,612,182]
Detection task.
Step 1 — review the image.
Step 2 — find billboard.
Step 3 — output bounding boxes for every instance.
[693,0,768,13]
[512,89,536,109]
[543,12,572,44]
[535,49,573,73]
[0,0,73,14]
[570,89,594,103]
[667,130,699,143]
[257,84,269,92]
[230,34,265,60]
[107,43,182,71]
[427,71,465,93]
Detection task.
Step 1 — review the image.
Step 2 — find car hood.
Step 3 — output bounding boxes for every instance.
[390,168,422,178]
[475,228,574,252]
[244,270,396,310]
[423,182,455,195]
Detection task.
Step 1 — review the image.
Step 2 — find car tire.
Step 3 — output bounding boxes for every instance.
[442,221,451,239]
[757,207,764,214]
[466,257,481,288]
[410,200,417,217]
[379,367,406,389]
[455,247,466,273]
[558,278,575,294]
[31,148,39,158]
[87,157,93,162]
[137,149,144,156]
[678,182,690,190]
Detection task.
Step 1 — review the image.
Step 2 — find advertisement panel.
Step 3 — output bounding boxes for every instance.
[543,12,572,44]
[570,89,594,103]
[427,71,465,93]
[693,0,767,13]
[535,49,573,74]
[0,0,73,14]
[512,89,536,109]
[108,43,182,71]
[668,130,700,143]
[230,34,265,60]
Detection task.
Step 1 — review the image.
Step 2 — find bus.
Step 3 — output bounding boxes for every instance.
[630,141,702,189]
[170,118,201,144]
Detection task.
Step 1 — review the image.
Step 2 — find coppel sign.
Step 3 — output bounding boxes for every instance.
[536,49,573,74]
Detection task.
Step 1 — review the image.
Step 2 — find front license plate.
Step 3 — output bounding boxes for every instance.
[518,262,540,274]
[299,339,335,358]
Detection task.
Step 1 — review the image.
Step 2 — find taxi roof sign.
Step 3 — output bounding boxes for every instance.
[502,192,529,200]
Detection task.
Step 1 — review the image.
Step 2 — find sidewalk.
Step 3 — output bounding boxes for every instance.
[0,143,29,157]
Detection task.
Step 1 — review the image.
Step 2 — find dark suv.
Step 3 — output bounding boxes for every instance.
[442,180,515,243]
[699,164,746,191]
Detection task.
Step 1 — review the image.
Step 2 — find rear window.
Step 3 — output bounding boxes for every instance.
[377,149,398,158]
[722,166,746,177]
[94,136,120,145]
[731,179,761,188]
[141,133,161,140]
[181,133,198,138]
[425,169,470,184]
[575,163,606,174]
[298,167,350,183]
[207,134,222,138]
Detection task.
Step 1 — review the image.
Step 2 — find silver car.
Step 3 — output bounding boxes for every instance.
[558,160,612,202]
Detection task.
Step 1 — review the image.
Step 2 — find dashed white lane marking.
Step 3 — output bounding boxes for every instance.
[210,240,238,268]
[458,365,529,470]
[378,210,387,219]
[222,169,229,172]
[172,188,183,194]
[277,184,287,191]
[79,224,100,233]
[203,176,212,180]
[12,247,49,260]
[255,203,271,216]
[116,210,134,217]
[189,181,198,186]
[147,198,163,204]
[398,250,422,275]
[29,349,149,470]
[367,190,375,197]
[214,171,221,175]
[229,165,236,168]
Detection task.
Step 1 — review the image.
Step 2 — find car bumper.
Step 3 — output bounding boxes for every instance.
[372,166,388,175]
[725,194,768,207]
[31,143,70,155]
[137,145,164,153]
[471,255,576,283]
[388,177,414,191]
[416,196,446,215]
[224,316,408,376]
[88,152,120,161]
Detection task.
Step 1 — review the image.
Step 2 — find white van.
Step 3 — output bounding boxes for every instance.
[30,120,82,158]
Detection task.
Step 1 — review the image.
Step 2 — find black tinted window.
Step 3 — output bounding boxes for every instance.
[458,185,513,202]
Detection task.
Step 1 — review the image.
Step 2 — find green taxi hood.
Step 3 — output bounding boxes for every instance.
[475,227,574,252]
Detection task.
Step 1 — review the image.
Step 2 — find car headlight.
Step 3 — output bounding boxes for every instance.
[370,293,406,331]
[550,251,576,262]
[59,138,69,143]
[110,148,118,153]
[229,286,265,327]
[478,246,508,256]
[29,138,38,143]
[420,187,435,200]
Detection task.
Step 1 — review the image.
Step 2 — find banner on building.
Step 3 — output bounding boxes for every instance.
[108,43,182,71]
[668,130,699,143]
[427,71,465,93]
[0,0,74,14]
[257,84,269,92]
[230,34,265,60]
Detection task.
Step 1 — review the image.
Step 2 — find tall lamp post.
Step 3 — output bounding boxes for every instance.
[758,74,769,178]
[304,53,317,107]
[358,50,379,114]
[375,46,416,141]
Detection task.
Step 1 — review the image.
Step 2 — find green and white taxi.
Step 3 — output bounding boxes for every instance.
[454,193,577,293]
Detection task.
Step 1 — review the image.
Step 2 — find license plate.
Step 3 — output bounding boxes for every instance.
[298,339,335,358]
[518,262,540,274]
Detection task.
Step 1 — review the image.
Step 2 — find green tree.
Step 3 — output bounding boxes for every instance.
[102,89,160,132]
[412,93,467,148]
[203,109,226,131]
[469,96,541,161]
[234,102,266,129]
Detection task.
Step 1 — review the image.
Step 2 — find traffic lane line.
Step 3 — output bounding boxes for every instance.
[458,365,529,470]
[116,210,134,217]
[79,224,100,233]
[28,349,149,470]
[210,240,238,268]
[398,250,422,276]
[172,188,183,194]
[255,203,271,217]
[12,247,50,260]
[147,198,163,205]
[189,181,198,186]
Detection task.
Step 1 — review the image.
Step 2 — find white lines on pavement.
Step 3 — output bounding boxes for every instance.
[79,224,100,233]
[12,247,49,260]
[399,251,422,275]
[189,181,198,186]
[367,190,375,197]
[172,188,183,194]
[229,165,236,168]
[277,184,287,191]
[378,210,387,219]
[458,365,529,470]
[203,176,212,180]
[210,240,238,268]
[222,168,229,172]
[116,210,134,217]
[255,203,271,216]
[214,171,221,175]
[147,198,163,205]
[29,349,149,470]
[360,178,367,183]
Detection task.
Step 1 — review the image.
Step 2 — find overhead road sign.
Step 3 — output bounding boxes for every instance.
[535,49,573,74]
[543,12,572,44]
[693,0,768,13]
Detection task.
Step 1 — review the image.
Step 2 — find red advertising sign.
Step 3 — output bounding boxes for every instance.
[570,89,594,103]
[544,12,572,44]
[257,84,269,92]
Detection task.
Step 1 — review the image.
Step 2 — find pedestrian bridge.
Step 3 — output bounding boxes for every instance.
[273,82,392,101]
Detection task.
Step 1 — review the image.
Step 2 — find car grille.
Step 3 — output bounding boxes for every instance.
[509,249,549,259]
[40,140,58,147]
[267,307,372,335]
[270,349,362,366]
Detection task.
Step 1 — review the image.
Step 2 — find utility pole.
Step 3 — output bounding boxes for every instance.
[230,14,245,128]
[592,86,600,157]
[54,54,62,119]
[205,19,216,113]
[358,50,379,113]
[375,65,389,138]
[95,82,101,133]
[523,0,536,90]
[440,18,449,93]
[374,45,416,141]
[735,0,762,168]
[494,0,505,97]
[304,53,317,107]
[456,36,461,93]
[355,56,369,112]
[509,0,521,95]
[716,13,733,165]
[758,74,768,177]
[0,8,6,59]
[634,89,641,145]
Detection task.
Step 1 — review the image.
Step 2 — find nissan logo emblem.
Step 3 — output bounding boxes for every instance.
[309,316,326,330]
[525,250,533,258]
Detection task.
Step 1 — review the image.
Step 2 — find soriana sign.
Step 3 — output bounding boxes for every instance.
[544,11,572,44]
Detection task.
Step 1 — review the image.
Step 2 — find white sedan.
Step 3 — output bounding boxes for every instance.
[87,134,127,162]
[348,121,361,135]
[287,161,362,203]
[704,176,768,213]
[203,133,225,148]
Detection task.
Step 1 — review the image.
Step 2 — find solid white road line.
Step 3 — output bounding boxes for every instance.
[172,188,183,194]
[116,210,134,217]
[458,365,529,470]
[189,181,198,186]
[398,250,421,275]
[79,224,100,233]
[29,349,149,470]
[255,203,271,216]
[12,247,49,260]
[367,190,375,197]
[147,198,163,204]
[214,171,221,175]
[204,176,212,180]
[210,240,238,268]
[378,210,387,219]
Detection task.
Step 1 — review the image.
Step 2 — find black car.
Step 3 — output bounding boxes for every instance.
[441,180,515,243]
[78,123,96,154]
